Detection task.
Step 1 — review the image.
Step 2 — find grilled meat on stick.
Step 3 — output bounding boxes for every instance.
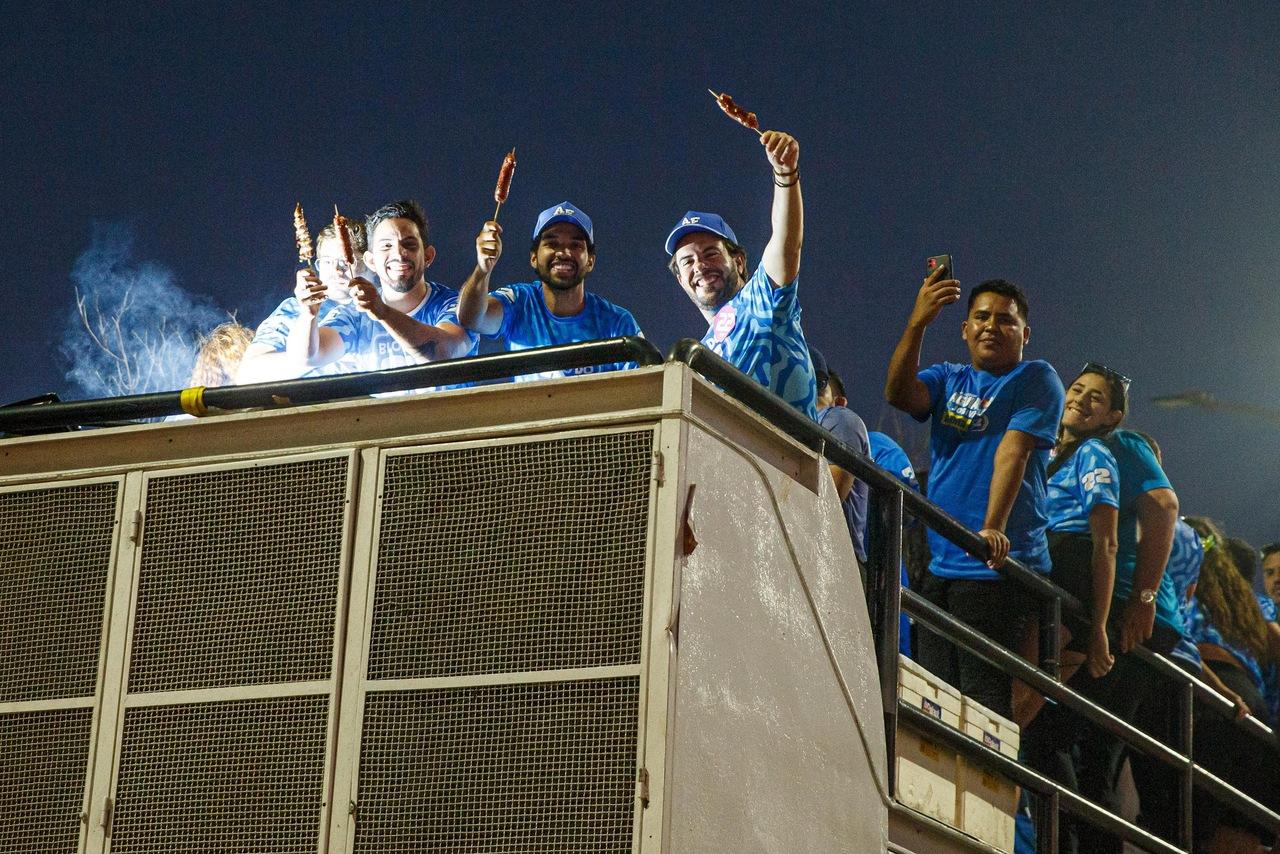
[708,89,762,135]
[493,147,517,221]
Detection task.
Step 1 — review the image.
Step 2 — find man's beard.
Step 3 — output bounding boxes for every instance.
[537,261,587,291]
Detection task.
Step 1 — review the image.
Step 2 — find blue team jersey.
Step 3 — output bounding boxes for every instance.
[1188,596,1266,696]
[491,281,642,382]
[1046,438,1120,534]
[1107,430,1182,633]
[320,282,477,375]
[867,431,919,658]
[702,263,817,420]
[917,359,1064,580]
[818,405,870,562]
[1258,594,1280,724]
[1260,593,1278,623]
[869,431,919,493]
[250,296,360,377]
[1165,519,1205,667]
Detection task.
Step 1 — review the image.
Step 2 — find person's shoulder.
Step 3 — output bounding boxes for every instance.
[1078,436,1118,464]
[819,404,868,435]
[428,280,463,300]
[1012,358,1063,386]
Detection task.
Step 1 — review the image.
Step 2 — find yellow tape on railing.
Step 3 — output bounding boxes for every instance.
[179,386,208,417]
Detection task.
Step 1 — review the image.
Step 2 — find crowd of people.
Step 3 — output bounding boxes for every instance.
[181,127,1276,851]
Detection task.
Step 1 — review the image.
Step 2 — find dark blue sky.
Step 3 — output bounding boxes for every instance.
[4,4,1278,544]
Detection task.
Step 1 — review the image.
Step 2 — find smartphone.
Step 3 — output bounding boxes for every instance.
[926,254,953,280]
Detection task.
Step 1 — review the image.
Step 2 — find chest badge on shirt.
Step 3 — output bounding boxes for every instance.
[711,304,737,344]
[941,391,993,432]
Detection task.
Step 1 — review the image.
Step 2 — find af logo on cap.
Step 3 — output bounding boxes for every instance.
[682,216,701,225]
[555,206,575,216]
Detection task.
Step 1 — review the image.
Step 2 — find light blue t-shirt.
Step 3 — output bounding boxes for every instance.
[868,431,919,658]
[869,431,919,494]
[490,281,642,382]
[1106,430,1182,633]
[817,405,870,562]
[1046,437,1120,534]
[702,263,817,420]
[250,296,360,377]
[320,282,477,375]
[916,359,1064,580]
[1165,519,1205,668]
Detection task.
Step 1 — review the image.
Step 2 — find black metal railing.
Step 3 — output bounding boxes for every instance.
[0,337,664,434]
[665,339,1280,854]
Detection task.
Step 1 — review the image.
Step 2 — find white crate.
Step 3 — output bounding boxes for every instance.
[895,655,963,825]
[957,695,1021,852]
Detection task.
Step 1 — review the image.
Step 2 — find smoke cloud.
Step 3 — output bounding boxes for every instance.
[60,223,228,399]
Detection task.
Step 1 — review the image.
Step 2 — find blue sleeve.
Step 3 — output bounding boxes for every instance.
[915,363,950,424]
[318,303,361,353]
[491,284,522,340]
[1008,361,1064,448]
[1116,432,1172,495]
[249,302,294,352]
[1075,441,1121,514]
[1258,593,1278,623]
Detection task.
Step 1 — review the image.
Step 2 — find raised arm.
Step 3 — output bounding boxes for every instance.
[884,264,960,417]
[759,131,802,287]
[347,277,473,364]
[457,220,506,335]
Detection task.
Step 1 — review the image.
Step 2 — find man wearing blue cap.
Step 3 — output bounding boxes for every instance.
[457,202,642,382]
[665,130,816,420]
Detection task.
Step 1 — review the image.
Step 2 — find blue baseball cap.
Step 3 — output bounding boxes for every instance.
[807,344,829,391]
[664,211,738,256]
[533,202,593,244]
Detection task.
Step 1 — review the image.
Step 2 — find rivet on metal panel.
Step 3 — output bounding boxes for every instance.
[349,799,358,817]
[637,767,650,808]
[129,509,143,543]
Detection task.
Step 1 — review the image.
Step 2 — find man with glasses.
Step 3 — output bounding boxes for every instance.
[884,273,1064,717]
[238,220,369,383]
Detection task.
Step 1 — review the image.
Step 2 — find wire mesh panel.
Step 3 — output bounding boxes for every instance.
[0,481,118,703]
[354,677,640,853]
[0,707,94,853]
[109,695,329,853]
[368,431,653,680]
[128,456,349,692]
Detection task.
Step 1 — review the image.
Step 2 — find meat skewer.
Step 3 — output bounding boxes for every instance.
[293,202,314,268]
[492,147,517,221]
[708,89,763,136]
[332,204,355,267]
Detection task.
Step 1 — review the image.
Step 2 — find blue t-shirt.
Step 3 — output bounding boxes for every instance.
[250,296,360,377]
[869,431,919,493]
[1046,438,1120,534]
[1258,594,1280,724]
[867,431,919,658]
[320,282,478,375]
[1188,596,1266,697]
[702,263,817,420]
[818,405,870,562]
[916,360,1064,579]
[1165,519,1205,668]
[1106,430,1182,633]
[490,281,642,382]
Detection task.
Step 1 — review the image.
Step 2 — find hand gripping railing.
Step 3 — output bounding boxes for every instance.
[0,336,663,434]
[666,339,1280,853]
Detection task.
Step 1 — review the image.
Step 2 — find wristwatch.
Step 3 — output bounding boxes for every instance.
[1137,588,1157,605]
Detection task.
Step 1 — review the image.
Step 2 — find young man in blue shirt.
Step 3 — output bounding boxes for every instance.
[884,268,1064,716]
[313,200,475,377]
[457,202,641,382]
[665,129,817,420]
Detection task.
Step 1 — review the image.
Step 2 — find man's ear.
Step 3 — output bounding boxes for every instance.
[583,251,596,275]
[834,394,849,408]
[363,249,375,270]
[424,245,437,268]
[1022,324,1031,345]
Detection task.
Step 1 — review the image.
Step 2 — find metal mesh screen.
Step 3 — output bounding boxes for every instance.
[109,695,329,852]
[369,431,652,680]
[129,456,348,692]
[354,677,639,852]
[0,482,117,703]
[0,707,93,853]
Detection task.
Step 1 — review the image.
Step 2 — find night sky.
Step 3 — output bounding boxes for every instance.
[4,4,1278,544]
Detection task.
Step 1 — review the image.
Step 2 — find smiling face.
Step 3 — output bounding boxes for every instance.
[364,217,435,294]
[1061,371,1123,438]
[672,232,747,313]
[530,222,595,291]
[961,292,1029,374]
[314,235,365,302]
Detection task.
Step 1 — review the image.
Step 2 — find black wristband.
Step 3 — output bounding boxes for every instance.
[773,172,799,187]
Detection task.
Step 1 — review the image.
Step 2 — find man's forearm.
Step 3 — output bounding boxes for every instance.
[884,324,929,415]
[762,178,803,285]
[457,266,500,334]
[1131,489,1178,593]
[984,435,1034,532]
[376,308,445,364]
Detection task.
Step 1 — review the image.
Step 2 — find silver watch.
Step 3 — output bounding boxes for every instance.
[1137,588,1157,605]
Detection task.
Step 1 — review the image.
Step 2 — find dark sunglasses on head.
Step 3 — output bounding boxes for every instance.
[1081,361,1132,393]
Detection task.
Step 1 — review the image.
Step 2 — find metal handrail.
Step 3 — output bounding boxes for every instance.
[664,338,1280,849]
[0,336,664,434]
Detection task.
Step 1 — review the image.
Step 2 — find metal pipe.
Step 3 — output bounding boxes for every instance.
[0,336,665,434]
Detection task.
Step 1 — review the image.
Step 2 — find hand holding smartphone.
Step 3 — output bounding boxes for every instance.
[927,254,954,280]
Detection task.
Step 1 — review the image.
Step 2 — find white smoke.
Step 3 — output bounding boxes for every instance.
[61,223,227,399]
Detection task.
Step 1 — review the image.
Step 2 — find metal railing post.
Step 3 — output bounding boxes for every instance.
[867,487,904,792]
